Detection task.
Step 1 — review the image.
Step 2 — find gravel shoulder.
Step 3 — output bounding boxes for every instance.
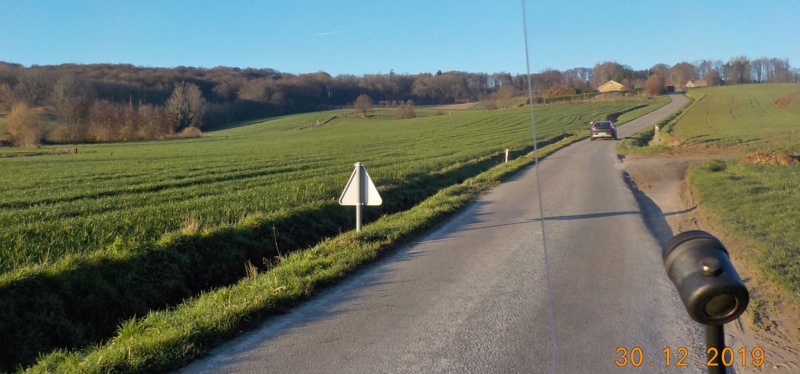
[622,153,800,372]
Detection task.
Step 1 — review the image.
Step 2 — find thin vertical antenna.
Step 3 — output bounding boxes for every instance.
[521,1,557,373]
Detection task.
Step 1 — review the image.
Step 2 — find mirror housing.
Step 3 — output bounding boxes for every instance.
[663,230,749,325]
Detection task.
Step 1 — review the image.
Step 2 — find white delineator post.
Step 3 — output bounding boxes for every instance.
[655,125,660,145]
[505,148,509,163]
[339,162,382,232]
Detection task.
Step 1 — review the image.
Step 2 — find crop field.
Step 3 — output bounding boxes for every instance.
[0,98,664,370]
[0,102,652,274]
[672,83,800,151]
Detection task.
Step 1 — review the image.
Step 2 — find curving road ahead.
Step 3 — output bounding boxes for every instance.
[181,95,710,373]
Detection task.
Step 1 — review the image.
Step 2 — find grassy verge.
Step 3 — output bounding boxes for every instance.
[617,94,696,156]
[26,134,582,373]
[688,160,800,304]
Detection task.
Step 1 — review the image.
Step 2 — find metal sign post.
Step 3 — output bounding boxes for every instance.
[339,162,382,232]
[356,166,362,231]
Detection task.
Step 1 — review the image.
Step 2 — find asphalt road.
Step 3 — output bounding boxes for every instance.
[180,94,710,373]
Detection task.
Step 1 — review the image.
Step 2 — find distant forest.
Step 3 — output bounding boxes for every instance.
[0,56,797,146]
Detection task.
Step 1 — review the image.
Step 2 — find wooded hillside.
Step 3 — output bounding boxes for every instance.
[0,56,796,145]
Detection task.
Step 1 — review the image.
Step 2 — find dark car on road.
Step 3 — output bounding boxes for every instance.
[589,120,617,141]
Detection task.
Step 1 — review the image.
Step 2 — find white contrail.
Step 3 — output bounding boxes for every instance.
[317,23,398,37]
[317,30,346,36]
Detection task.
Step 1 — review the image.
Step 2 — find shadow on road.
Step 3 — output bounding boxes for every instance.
[622,170,686,248]
[451,206,696,237]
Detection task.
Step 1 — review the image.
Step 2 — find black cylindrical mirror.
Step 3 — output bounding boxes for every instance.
[663,230,749,325]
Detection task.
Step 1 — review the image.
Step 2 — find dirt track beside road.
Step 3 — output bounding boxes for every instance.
[622,153,800,372]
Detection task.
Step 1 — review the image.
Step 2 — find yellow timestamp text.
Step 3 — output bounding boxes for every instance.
[615,346,765,367]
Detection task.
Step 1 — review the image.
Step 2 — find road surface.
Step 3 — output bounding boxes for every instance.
[181,95,712,373]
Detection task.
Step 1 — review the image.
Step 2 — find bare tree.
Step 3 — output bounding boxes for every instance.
[751,57,767,82]
[649,64,670,79]
[525,69,563,97]
[694,60,712,80]
[727,56,752,84]
[720,63,731,83]
[138,103,170,138]
[564,67,593,92]
[16,70,52,106]
[353,94,373,118]
[769,58,793,82]
[497,84,516,108]
[621,78,635,91]
[5,102,45,146]
[644,74,665,96]
[704,70,722,86]
[88,99,120,142]
[212,77,245,101]
[669,62,696,89]
[237,78,270,102]
[591,61,626,89]
[55,96,90,142]
[0,83,13,112]
[166,81,206,131]
[483,99,498,111]
[52,74,75,108]
[394,100,416,119]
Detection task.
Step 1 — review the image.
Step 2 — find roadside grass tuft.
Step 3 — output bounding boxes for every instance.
[617,126,672,156]
[702,159,728,172]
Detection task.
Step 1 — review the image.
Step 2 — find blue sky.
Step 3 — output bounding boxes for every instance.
[2,1,798,76]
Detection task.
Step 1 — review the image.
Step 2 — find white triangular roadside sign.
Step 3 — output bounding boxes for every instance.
[339,164,382,206]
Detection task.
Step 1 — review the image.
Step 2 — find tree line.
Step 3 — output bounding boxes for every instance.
[0,56,797,146]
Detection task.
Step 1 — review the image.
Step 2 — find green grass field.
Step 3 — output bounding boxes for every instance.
[668,84,800,306]
[690,161,800,304]
[622,84,800,304]
[672,83,800,151]
[1,98,663,371]
[0,103,645,273]
[618,83,800,310]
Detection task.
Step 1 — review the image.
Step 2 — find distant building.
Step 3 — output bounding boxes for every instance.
[685,80,709,88]
[597,80,625,93]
